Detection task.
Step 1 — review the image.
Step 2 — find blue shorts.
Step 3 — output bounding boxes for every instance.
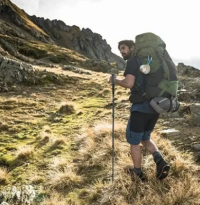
[126,111,159,145]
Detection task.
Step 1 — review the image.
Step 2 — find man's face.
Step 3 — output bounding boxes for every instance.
[119,44,134,60]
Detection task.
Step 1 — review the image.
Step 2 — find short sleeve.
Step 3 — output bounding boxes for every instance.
[123,57,139,77]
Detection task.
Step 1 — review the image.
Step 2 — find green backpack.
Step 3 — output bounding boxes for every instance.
[132,32,178,100]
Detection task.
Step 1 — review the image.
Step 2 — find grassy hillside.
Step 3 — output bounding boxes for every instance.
[0,33,87,63]
[0,66,200,205]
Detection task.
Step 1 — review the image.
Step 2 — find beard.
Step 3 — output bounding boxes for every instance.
[122,50,132,60]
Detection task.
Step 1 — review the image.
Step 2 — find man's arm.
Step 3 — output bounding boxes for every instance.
[114,74,135,88]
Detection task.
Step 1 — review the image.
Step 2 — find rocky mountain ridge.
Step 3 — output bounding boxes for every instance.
[0,0,125,70]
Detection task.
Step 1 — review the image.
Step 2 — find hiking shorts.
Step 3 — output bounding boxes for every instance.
[126,111,159,145]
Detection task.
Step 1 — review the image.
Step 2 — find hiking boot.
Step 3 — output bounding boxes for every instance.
[126,168,147,182]
[156,159,170,180]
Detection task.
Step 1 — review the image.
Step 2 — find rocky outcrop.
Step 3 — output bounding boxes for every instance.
[0,185,36,205]
[190,103,200,126]
[173,63,200,127]
[177,63,200,103]
[0,56,34,85]
[29,16,71,33]
[0,56,68,87]
[29,17,125,69]
[177,63,200,77]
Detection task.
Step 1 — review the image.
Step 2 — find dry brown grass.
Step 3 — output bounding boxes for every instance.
[41,192,67,205]
[0,167,9,184]
[40,125,52,135]
[97,88,111,97]
[93,121,126,140]
[73,122,200,205]
[185,114,193,125]
[57,102,76,115]
[16,145,34,160]
[51,157,71,172]
[30,175,45,185]
[47,169,83,191]
[78,122,127,165]
[50,137,67,150]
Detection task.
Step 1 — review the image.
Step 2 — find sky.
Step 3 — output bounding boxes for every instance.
[11,0,200,69]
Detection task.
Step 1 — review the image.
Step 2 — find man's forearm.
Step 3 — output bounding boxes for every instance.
[115,78,131,88]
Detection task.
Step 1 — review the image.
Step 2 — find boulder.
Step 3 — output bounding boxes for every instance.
[190,103,200,126]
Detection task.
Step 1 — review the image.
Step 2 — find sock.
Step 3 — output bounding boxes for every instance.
[153,151,163,164]
[133,167,142,176]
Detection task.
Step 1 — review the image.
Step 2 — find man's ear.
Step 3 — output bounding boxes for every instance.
[130,45,135,51]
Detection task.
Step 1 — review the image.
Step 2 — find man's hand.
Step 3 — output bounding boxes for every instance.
[108,74,135,88]
[108,75,115,84]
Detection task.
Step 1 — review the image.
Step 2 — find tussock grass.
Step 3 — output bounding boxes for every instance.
[97,88,111,97]
[93,121,126,140]
[30,175,45,184]
[40,125,52,136]
[47,169,83,191]
[73,122,200,204]
[36,125,52,147]
[0,167,9,184]
[0,121,9,131]
[51,157,70,171]
[16,145,34,161]
[57,102,76,115]
[49,137,67,151]
[77,122,126,161]
[185,114,193,125]
[37,136,50,148]
[41,192,67,205]
[76,122,130,182]
[88,161,200,205]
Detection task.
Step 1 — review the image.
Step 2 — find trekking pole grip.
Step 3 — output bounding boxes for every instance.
[111,74,115,94]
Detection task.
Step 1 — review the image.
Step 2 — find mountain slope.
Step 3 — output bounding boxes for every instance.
[0,0,125,69]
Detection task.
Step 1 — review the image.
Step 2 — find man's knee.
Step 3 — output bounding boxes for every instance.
[130,144,141,154]
[131,144,141,149]
[142,130,152,141]
[141,140,150,146]
[126,132,144,145]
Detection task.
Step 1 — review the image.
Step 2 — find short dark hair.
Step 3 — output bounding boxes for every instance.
[118,40,135,50]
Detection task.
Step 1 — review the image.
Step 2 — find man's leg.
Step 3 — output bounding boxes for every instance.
[142,140,170,179]
[126,112,146,179]
[130,144,142,168]
[141,114,170,180]
[141,138,158,154]
[130,144,143,177]
[141,139,164,164]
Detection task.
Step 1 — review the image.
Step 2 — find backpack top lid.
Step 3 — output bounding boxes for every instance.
[134,32,166,51]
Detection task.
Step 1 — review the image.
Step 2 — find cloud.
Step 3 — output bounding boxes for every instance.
[11,0,39,14]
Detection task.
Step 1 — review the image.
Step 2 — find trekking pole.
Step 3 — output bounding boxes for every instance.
[111,74,115,183]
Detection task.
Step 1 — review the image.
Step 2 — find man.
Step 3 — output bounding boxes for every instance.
[109,40,170,180]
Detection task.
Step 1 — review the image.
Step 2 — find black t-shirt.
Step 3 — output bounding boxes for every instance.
[123,56,139,77]
[123,56,157,114]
